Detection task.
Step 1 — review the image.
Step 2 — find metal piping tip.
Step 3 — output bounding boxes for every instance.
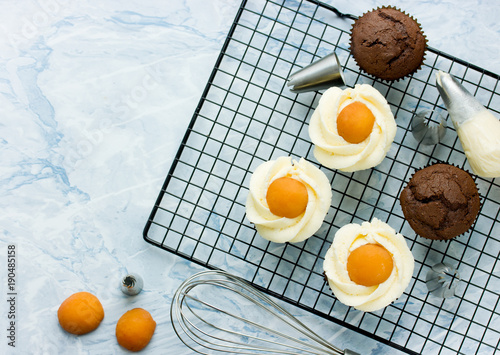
[120,273,144,296]
[287,52,346,93]
[426,263,460,299]
[411,109,447,145]
[435,71,486,128]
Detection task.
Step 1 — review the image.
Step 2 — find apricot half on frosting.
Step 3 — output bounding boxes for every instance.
[266,176,308,218]
[336,101,376,144]
[57,291,104,335]
[347,243,393,286]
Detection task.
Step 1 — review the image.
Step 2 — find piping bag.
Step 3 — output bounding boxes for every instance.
[436,71,500,178]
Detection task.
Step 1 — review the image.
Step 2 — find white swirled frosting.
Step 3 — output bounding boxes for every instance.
[245,156,332,243]
[309,84,397,172]
[323,218,414,312]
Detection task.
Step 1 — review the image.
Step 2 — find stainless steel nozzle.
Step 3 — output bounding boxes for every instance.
[287,52,346,93]
[120,273,144,296]
[435,71,485,127]
[426,263,460,299]
[411,109,447,145]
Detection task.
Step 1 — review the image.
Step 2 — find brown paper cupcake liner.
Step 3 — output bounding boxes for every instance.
[349,5,428,82]
[400,160,482,241]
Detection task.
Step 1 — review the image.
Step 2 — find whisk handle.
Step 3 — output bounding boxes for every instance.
[343,349,360,355]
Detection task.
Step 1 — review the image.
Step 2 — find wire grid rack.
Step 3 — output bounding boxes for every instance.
[143,0,500,354]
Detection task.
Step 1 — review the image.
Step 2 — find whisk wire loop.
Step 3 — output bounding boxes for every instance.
[181,284,337,354]
[171,270,357,355]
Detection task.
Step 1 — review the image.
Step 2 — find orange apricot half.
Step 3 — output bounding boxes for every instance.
[266,177,308,218]
[57,291,104,335]
[337,101,376,144]
[116,308,156,352]
[347,243,393,286]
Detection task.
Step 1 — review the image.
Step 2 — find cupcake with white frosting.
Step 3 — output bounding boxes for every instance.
[309,84,396,172]
[323,218,414,312]
[245,156,332,243]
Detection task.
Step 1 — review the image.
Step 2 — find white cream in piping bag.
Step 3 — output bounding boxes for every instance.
[436,71,500,178]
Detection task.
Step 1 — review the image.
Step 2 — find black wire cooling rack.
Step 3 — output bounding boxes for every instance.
[143,0,500,354]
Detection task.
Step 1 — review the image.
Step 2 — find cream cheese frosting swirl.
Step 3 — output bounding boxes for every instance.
[245,156,332,243]
[323,218,414,312]
[309,84,397,172]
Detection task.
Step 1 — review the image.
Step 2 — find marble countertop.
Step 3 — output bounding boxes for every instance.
[1,0,499,354]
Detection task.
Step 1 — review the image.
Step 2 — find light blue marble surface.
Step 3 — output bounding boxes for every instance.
[0,0,499,354]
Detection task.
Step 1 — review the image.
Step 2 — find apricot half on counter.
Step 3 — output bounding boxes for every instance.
[116,308,156,352]
[57,291,105,335]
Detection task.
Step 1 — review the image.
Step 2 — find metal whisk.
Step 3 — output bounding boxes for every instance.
[171,270,359,355]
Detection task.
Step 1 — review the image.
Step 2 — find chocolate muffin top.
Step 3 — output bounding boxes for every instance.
[400,163,480,241]
[350,6,427,81]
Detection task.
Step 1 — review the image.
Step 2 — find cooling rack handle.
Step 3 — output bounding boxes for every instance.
[307,0,358,21]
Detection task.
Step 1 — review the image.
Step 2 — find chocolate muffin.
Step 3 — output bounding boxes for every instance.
[350,6,427,81]
[400,163,480,241]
